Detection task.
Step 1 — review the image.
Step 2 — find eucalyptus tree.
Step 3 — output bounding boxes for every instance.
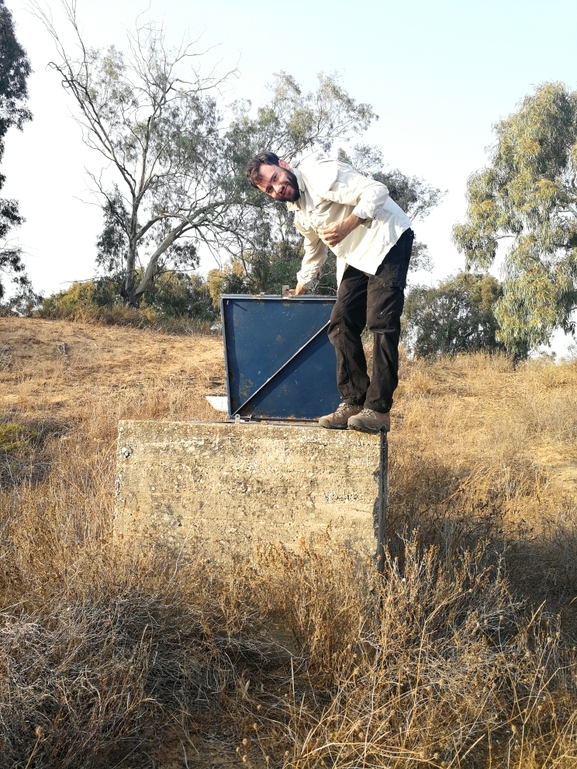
[453,82,577,356]
[0,0,33,301]
[403,273,505,358]
[37,2,378,306]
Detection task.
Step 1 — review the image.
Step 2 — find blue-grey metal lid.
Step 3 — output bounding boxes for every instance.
[221,295,340,421]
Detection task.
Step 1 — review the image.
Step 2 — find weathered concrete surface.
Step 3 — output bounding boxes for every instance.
[114,421,381,559]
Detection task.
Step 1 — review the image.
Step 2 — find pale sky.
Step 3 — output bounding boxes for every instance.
[3,0,577,344]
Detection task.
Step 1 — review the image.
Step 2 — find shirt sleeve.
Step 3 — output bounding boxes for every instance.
[327,166,390,222]
[294,215,328,288]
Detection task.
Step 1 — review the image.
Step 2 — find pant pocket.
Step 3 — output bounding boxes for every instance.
[375,230,413,289]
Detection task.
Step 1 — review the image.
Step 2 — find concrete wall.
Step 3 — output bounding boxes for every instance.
[114,421,383,561]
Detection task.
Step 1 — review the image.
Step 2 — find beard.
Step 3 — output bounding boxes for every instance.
[283,168,301,201]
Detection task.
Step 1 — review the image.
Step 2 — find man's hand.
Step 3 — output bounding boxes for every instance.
[319,213,364,248]
[288,283,306,296]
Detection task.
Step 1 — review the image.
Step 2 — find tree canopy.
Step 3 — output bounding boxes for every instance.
[37,3,442,308]
[403,272,505,359]
[37,2,383,306]
[0,0,33,302]
[453,82,577,357]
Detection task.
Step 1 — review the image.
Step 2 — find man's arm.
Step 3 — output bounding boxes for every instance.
[318,213,366,248]
[289,212,364,295]
[327,165,391,222]
[291,218,328,295]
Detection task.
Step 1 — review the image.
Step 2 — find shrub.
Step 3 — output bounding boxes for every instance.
[36,274,218,333]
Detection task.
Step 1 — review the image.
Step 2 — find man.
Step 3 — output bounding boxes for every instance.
[246,151,413,433]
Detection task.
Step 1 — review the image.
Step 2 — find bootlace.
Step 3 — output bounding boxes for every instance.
[334,402,353,416]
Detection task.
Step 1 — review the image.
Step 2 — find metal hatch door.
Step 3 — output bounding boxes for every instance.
[221,295,341,421]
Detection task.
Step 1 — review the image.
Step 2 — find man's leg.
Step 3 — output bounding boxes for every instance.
[327,265,370,404]
[319,266,369,429]
[348,229,413,432]
[363,285,405,412]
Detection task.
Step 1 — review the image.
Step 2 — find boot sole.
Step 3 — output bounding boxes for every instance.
[348,421,390,434]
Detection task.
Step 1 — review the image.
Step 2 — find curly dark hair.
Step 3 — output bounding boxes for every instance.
[245,151,281,188]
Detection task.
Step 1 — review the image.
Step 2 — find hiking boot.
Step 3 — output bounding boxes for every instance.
[348,408,390,433]
[318,402,363,429]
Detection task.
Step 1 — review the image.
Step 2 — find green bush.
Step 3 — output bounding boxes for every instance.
[36,273,218,332]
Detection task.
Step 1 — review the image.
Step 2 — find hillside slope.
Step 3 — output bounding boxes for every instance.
[0,317,226,425]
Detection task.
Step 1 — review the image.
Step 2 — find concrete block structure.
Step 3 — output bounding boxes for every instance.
[114,421,381,561]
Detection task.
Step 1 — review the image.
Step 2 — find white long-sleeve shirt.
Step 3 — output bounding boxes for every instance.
[287,158,412,288]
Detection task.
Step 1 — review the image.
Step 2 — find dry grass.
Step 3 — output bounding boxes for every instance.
[1,318,577,768]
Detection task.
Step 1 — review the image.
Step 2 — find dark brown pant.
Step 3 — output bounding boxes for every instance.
[327,229,413,413]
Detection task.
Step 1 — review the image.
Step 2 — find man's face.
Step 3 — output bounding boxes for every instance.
[255,160,300,202]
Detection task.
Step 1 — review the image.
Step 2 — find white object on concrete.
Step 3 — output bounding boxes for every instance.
[205,395,228,413]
